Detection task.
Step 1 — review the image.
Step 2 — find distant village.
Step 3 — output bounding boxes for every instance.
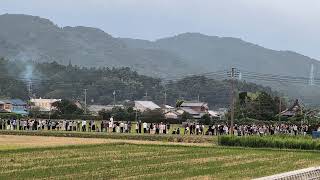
[0,98,229,120]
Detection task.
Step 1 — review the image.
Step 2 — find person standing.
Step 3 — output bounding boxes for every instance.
[143,122,147,133]
[82,120,87,132]
[109,117,114,133]
[138,121,142,134]
[135,122,139,134]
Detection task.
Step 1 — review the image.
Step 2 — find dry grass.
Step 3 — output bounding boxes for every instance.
[0,135,212,150]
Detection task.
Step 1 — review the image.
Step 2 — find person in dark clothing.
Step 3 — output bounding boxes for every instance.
[138,121,142,134]
[101,121,104,132]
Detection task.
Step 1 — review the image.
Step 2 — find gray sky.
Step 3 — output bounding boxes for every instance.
[1,0,320,59]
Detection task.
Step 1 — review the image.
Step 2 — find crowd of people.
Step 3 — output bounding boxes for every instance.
[0,118,311,136]
[0,118,173,135]
[206,124,309,136]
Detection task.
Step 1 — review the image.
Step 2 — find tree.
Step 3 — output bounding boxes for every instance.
[111,107,128,121]
[181,112,193,121]
[52,99,83,115]
[235,91,279,120]
[98,109,112,120]
[140,109,165,123]
[199,114,212,125]
[29,107,41,119]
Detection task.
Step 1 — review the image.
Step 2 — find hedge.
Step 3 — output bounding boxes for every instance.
[218,135,320,150]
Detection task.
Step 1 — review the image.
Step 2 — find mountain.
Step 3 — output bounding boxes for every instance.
[121,32,319,78]
[1,14,320,105]
[121,33,320,106]
[0,14,192,77]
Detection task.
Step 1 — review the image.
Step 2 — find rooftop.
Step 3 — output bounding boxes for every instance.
[181,101,208,107]
[135,101,160,110]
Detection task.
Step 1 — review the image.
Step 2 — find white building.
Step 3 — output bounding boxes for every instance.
[30,98,61,112]
[134,101,160,112]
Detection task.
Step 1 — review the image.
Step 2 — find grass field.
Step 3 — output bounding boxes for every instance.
[0,136,320,179]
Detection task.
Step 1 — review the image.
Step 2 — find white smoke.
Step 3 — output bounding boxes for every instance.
[23,64,34,96]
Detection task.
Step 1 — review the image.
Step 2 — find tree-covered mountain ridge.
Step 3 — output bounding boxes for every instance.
[1,14,320,105]
[0,58,276,108]
[1,14,319,79]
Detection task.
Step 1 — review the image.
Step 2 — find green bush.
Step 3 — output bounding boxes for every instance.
[218,135,320,150]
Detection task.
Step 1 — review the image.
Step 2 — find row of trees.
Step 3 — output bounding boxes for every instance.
[0,58,277,108]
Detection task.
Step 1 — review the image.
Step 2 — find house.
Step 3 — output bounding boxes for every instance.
[30,98,61,112]
[88,104,124,115]
[164,111,180,119]
[161,104,175,113]
[178,101,209,119]
[208,110,225,119]
[0,100,12,113]
[180,102,209,112]
[134,101,160,112]
[10,99,28,115]
[281,99,303,117]
[0,99,28,115]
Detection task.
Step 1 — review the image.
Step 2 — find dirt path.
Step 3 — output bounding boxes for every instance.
[0,135,213,150]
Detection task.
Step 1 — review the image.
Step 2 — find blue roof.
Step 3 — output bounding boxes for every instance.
[0,99,27,105]
[12,110,28,115]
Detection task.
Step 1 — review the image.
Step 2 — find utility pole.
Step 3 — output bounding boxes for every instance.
[84,89,87,114]
[113,90,116,106]
[164,91,167,105]
[135,110,138,122]
[197,94,200,102]
[278,98,282,122]
[230,67,236,135]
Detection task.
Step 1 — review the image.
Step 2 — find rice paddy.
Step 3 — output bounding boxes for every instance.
[1,135,320,179]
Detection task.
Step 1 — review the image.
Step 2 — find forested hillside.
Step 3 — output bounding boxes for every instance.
[0,58,276,108]
[0,14,192,77]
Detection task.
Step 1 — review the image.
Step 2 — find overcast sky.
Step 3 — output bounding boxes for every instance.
[1,0,320,59]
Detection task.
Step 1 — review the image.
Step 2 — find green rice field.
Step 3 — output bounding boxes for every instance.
[1,140,320,179]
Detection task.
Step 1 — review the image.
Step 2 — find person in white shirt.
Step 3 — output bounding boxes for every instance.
[143,122,148,133]
[120,122,124,133]
[196,124,200,135]
[82,120,86,132]
[109,117,114,133]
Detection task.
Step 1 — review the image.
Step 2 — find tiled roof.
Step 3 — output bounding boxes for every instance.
[181,102,207,107]
[135,101,160,110]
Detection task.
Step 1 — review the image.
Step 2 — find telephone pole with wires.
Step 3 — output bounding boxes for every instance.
[84,89,87,114]
[228,67,239,135]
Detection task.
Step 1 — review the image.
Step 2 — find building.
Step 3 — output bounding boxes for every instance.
[208,110,226,120]
[180,102,209,112]
[177,108,203,119]
[134,101,160,112]
[281,99,303,117]
[30,98,61,112]
[0,99,28,115]
[88,104,124,115]
[10,99,28,115]
[164,111,180,119]
[178,101,209,119]
[0,100,12,112]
